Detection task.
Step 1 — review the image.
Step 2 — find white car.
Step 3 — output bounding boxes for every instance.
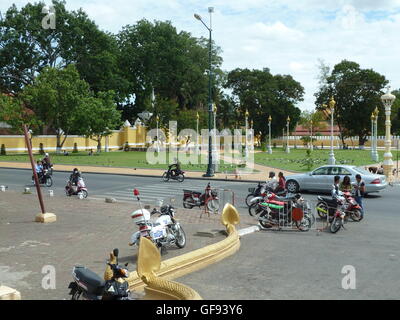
[285,165,388,194]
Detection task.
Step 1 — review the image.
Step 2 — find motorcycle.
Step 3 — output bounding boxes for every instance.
[68,248,132,300]
[316,191,361,222]
[33,169,53,187]
[162,168,185,182]
[245,182,286,207]
[315,196,347,233]
[65,177,88,199]
[130,189,186,252]
[182,182,219,212]
[254,192,312,231]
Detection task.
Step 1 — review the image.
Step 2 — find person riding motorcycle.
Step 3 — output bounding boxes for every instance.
[68,168,81,193]
[168,161,182,177]
[41,153,52,170]
[32,160,43,183]
[331,175,344,200]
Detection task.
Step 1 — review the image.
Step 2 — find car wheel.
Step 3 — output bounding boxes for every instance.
[286,180,299,193]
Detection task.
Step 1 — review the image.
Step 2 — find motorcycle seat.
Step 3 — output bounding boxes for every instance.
[320,197,338,207]
[274,195,296,202]
[74,266,105,294]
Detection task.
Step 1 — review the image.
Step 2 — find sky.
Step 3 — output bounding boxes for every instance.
[2,0,400,111]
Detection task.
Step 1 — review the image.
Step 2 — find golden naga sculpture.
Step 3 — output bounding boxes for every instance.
[127,203,241,299]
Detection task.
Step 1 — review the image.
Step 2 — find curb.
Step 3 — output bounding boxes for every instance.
[238,225,260,236]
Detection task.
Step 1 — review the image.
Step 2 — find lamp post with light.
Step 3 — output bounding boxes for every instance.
[196,112,200,154]
[328,97,336,165]
[194,7,214,177]
[286,116,290,154]
[371,111,376,161]
[381,87,396,180]
[373,107,379,162]
[268,115,272,154]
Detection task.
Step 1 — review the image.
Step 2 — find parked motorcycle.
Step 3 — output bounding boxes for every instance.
[65,177,88,199]
[254,192,312,231]
[316,191,361,222]
[182,182,219,212]
[315,196,347,233]
[129,205,186,252]
[245,182,286,207]
[33,169,53,187]
[68,248,132,300]
[162,169,185,182]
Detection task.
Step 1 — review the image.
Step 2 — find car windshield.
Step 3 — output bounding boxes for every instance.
[354,167,373,175]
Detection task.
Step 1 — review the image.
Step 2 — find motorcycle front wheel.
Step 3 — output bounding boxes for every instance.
[258,219,273,229]
[245,194,254,207]
[175,226,186,248]
[78,190,88,199]
[71,289,83,300]
[330,217,342,233]
[207,199,219,213]
[248,203,263,217]
[45,176,53,187]
[162,172,170,182]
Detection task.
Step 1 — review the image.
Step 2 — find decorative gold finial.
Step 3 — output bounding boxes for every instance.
[220,203,240,235]
[245,109,249,117]
[287,116,290,122]
[371,112,376,121]
[196,112,199,120]
[213,104,217,113]
[374,107,379,116]
[268,115,272,122]
[329,97,336,109]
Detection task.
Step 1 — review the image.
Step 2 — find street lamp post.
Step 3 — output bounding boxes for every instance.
[268,115,272,154]
[245,109,249,159]
[286,116,290,154]
[213,103,219,172]
[196,112,200,154]
[156,115,160,153]
[381,87,396,181]
[195,7,214,177]
[328,97,336,165]
[371,112,375,161]
[374,107,379,162]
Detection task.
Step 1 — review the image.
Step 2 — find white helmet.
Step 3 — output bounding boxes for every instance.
[45,153,49,156]
[131,209,150,224]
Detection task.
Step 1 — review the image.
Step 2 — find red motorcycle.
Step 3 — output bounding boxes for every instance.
[182,183,219,212]
[342,191,362,221]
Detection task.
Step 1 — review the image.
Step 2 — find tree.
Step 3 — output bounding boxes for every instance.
[116,19,224,118]
[0,0,121,94]
[225,68,304,142]
[314,60,388,146]
[21,65,93,152]
[77,91,123,152]
[0,94,41,133]
[298,110,326,149]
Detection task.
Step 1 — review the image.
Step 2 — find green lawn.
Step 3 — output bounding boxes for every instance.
[0,151,241,173]
[254,148,390,172]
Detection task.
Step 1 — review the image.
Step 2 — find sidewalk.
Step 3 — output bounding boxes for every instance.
[0,160,297,182]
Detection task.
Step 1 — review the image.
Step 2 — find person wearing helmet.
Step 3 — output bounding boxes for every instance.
[42,153,52,170]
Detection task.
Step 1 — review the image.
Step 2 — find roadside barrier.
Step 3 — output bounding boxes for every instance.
[127,203,241,296]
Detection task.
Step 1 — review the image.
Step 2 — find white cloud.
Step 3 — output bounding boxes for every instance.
[1,0,400,112]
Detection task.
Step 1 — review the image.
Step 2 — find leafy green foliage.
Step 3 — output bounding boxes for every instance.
[315,60,388,145]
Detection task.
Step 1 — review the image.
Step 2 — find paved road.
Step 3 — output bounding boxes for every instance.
[178,186,400,299]
[0,168,257,212]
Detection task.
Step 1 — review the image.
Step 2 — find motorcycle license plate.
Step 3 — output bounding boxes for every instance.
[152,230,164,240]
[140,230,150,237]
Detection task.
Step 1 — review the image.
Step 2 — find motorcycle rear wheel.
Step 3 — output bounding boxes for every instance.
[316,201,328,219]
[45,176,53,187]
[350,209,362,222]
[183,198,194,209]
[175,226,186,249]
[296,217,311,232]
[258,219,273,229]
